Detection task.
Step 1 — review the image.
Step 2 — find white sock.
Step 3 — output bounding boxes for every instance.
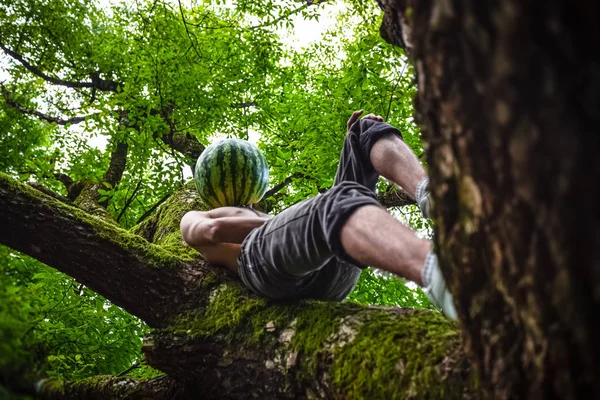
[415,177,431,219]
[421,251,437,288]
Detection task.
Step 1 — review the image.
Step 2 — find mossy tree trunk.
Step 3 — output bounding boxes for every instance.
[379,0,600,398]
[0,173,478,399]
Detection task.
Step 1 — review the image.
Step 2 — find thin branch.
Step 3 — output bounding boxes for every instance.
[0,41,120,91]
[0,82,100,125]
[263,173,302,199]
[177,0,203,61]
[20,282,75,340]
[232,101,258,108]
[248,3,311,30]
[135,191,173,225]
[28,182,70,203]
[117,362,141,377]
[385,61,409,121]
[116,180,143,223]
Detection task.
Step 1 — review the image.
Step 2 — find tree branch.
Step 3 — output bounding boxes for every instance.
[0,41,120,91]
[231,101,257,108]
[161,132,205,164]
[177,0,204,61]
[248,1,314,30]
[143,299,476,399]
[0,82,100,125]
[262,173,302,199]
[116,180,143,223]
[0,173,207,328]
[0,372,187,400]
[135,191,173,226]
[102,142,129,189]
[0,173,479,399]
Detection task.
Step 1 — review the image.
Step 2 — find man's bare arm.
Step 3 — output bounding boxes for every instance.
[209,216,269,244]
[180,211,269,246]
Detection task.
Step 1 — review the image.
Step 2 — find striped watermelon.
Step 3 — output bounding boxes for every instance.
[194,139,269,208]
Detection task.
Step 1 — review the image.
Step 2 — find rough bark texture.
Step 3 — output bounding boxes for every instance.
[1,373,188,400]
[380,1,600,398]
[144,297,475,399]
[0,172,479,399]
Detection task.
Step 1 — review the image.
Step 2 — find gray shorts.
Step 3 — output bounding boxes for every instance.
[238,119,403,301]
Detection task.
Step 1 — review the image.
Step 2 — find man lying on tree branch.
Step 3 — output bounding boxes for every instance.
[180,111,457,320]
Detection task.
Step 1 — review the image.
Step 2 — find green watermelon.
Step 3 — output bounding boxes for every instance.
[194,139,269,208]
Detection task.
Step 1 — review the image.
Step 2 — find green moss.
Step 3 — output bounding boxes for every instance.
[330,310,469,399]
[1,173,183,269]
[132,183,206,261]
[70,375,138,397]
[131,212,158,241]
[167,284,477,399]
[170,282,271,341]
[72,182,112,221]
[39,377,66,396]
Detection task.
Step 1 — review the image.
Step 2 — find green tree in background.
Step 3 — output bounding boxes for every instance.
[1,1,459,399]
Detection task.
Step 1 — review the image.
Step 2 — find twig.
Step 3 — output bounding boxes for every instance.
[385,61,409,121]
[0,41,119,91]
[135,191,172,225]
[117,363,141,377]
[249,3,311,30]
[177,0,203,60]
[1,82,100,125]
[263,173,302,199]
[117,180,143,223]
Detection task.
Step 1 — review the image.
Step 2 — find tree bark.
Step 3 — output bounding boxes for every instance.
[1,373,188,400]
[379,1,600,398]
[0,172,479,399]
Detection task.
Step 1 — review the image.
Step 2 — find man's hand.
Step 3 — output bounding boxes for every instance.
[347,110,385,131]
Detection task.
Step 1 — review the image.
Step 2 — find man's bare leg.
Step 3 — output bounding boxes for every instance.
[369,133,427,198]
[339,118,431,281]
[346,110,427,198]
[340,206,456,320]
[340,113,457,319]
[339,205,429,285]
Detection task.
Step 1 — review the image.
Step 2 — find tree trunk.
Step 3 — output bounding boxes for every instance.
[379,0,600,398]
[0,173,479,399]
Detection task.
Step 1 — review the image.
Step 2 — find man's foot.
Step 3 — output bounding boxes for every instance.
[422,253,458,320]
[416,177,431,219]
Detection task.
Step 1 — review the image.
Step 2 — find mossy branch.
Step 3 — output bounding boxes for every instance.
[0,172,210,328]
[1,172,480,398]
[16,375,186,400]
[143,282,480,399]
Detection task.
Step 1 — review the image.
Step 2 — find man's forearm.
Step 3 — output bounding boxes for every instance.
[212,216,269,244]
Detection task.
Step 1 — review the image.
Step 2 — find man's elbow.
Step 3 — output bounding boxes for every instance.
[205,219,222,243]
[180,212,220,246]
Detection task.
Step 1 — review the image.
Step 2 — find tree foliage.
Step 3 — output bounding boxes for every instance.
[0,0,434,393]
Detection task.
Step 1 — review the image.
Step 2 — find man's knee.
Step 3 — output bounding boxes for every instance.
[317,182,381,258]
